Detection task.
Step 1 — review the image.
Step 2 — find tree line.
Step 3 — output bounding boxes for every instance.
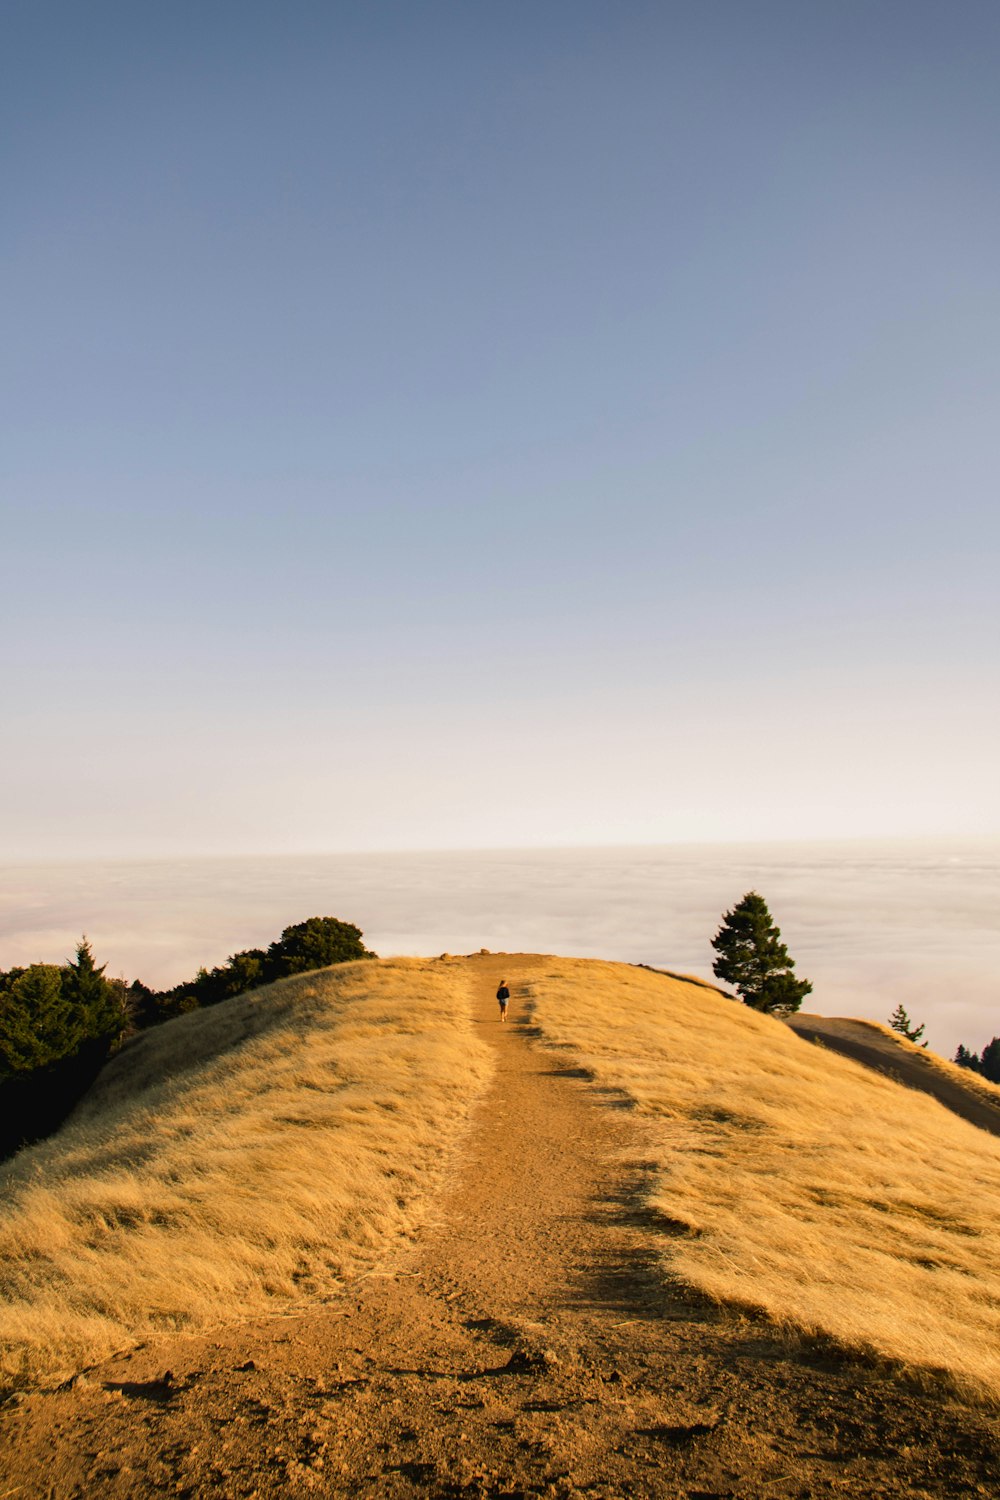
[7,895,806,1161]
[0,917,374,1159]
[128,916,375,1027]
[954,1038,1000,1084]
[6,889,990,1159]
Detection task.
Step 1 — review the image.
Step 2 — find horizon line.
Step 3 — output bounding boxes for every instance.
[3,833,1000,868]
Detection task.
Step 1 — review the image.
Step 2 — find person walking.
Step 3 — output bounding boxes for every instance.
[496,979,510,1023]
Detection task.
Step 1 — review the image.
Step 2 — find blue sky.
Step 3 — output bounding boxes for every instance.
[3,1,999,856]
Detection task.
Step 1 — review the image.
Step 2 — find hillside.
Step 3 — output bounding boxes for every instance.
[0,957,493,1391]
[787,1012,1000,1136]
[2,953,999,1498]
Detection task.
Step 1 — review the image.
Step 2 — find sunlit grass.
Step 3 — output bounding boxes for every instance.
[527,958,1000,1402]
[8,948,1000,1405]
[0,957,492,1393]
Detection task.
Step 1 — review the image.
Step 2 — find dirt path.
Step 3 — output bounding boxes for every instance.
[3,955,999,1498]
[787,1014,1000,1138]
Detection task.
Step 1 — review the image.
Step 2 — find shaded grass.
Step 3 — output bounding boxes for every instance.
[0,958,492,1392]
[526,958,1000,1402]
[838,1016,1000,1109]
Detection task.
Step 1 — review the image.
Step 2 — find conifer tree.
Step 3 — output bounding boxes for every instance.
[953,1040,1000,1081]
[0,941,125,1082]
[888,1003,926,1045]
[979,1037,1000,1085]
[0,964,80,1076]
[710,891,812,1014]
[63,938,125,1046]
[954,1043,981,1072]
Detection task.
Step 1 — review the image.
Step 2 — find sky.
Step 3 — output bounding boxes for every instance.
[3,1,999,858]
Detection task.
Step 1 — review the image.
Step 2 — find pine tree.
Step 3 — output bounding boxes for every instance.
[710,891,812,1014]
[954,1043,982,1072]
[0,964,83,1076]
[0,941,126,1083]
[979,1038,1000,1085]
[888,1003,926,1045]
[63,938,126,1047]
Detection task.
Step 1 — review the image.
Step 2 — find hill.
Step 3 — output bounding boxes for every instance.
[2,953,999,1498]
[524,958,1000,1399]
[0,957,493,1392]
[787,1012,1000,1136]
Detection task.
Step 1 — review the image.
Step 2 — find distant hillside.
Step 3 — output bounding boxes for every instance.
[788,1013,1000,1136]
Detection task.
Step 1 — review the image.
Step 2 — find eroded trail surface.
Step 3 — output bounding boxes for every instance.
[3,955,999,1498]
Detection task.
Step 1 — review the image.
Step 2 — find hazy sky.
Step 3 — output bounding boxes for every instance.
[4,1,999,857]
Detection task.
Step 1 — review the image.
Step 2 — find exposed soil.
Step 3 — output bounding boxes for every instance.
[3,954,999,1498]
[787,1015,1000,1138]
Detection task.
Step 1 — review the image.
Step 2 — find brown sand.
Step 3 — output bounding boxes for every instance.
[2,955,999,1498]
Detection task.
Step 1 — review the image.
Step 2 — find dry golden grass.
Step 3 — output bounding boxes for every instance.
[0,958,492,1393]
[526,958,1000,1401]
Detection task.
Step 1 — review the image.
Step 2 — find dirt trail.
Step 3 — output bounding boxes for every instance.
[788,1014,1000,1138]
[3,955,999,1498]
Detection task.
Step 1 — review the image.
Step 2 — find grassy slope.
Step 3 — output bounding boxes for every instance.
[6,952,1000,1406]
[526,958,1000,1402]
[836,1015,1000,1108]
[0,958,493,1393]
